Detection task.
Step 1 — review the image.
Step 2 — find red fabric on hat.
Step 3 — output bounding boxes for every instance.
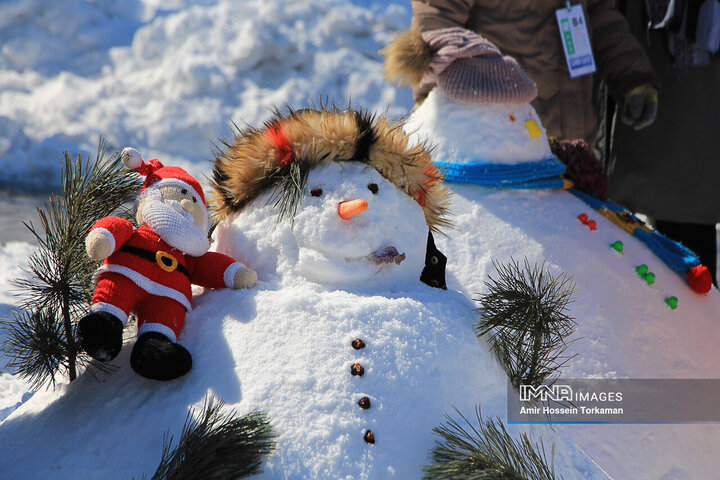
[268,123,295,166]
[134,158,207,206]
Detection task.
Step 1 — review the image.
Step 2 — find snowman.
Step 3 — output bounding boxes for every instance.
[382,27,720,480]
[203,106,612,479]
[383,27,569,190]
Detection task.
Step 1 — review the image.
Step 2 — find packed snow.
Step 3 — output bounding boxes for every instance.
[0,1,719,479]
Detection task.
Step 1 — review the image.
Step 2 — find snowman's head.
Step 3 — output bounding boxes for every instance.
[292,161,428,284]
[210,107,451,287]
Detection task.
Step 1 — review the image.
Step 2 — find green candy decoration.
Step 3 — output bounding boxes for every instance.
[664,296,678,310]
[611,241,624,253]
[635,264,648,276]
[644,272,656,285]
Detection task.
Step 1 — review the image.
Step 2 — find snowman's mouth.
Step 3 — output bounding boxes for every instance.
[365,246,406,266]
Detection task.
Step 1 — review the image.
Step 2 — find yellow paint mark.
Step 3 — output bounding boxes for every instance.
[524,119,542,138]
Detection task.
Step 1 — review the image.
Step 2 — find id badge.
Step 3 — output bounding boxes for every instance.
[556,4,597,78]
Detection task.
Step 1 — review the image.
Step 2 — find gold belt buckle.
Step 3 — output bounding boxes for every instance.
[155,250,178,272]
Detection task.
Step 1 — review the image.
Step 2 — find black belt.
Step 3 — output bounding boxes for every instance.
[118,245,190,279]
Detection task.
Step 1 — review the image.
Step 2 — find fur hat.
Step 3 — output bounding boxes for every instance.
[210,106,450,232]
[381,27,537,105]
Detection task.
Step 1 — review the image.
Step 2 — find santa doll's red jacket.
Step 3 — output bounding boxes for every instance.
[90,216,242,311]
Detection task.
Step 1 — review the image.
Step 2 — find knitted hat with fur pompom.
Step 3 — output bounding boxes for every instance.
[382,27,537,105]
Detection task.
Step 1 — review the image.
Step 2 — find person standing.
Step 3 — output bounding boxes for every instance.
[609,0,720,286]
[408,0,659,147]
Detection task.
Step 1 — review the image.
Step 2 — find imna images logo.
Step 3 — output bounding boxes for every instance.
[519,384,573,402]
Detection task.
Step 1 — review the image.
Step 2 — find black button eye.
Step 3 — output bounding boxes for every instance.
[368,183,378,194]
[181,188,187,195]
[310,187,323,197]
[192,197,197,203]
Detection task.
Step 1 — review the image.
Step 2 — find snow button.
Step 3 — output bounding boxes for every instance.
[351,363,365,376]
[352,338,366,350]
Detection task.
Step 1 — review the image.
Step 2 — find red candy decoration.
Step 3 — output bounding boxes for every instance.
[577,213,589,224]
[587,220,597,230]
[686,265,712,294]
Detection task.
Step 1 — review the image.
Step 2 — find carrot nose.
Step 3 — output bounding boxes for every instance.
[337,199,368,219]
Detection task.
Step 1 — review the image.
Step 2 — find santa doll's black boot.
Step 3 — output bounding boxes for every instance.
[130,332,192,381]
[78,312,124,361]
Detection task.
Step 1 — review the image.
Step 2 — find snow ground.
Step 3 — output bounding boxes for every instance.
[0,1,719,479]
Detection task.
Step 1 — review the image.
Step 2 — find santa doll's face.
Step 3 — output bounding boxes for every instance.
[136,185,210,256]
[158,186,205,226]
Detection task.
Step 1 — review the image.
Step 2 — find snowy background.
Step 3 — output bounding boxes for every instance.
[1,1,719,479]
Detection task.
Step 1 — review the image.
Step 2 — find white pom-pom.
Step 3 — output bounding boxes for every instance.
[121,147,144,170]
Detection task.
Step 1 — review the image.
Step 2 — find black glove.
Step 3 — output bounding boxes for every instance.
[621,85,659,130]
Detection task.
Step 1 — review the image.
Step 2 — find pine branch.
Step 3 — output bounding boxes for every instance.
[422,406,560,480]
[0,309,67,390]
[2,137,141,385]
[475,259,577,388]
[144,396,276,480]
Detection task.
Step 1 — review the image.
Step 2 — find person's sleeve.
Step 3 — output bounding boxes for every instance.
[187,251,245,289]
[410,0,473,32]
[587,0,659,99]
[88,216,134,255]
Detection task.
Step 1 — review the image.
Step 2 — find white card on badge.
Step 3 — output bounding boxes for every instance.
[556,4,597,78]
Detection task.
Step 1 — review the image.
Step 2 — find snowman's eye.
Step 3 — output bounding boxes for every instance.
[310,187,323,197]
[367,183,379,194]
[181,188,187,195]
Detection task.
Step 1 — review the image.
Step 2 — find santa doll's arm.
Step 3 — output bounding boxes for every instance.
[85,216,135,260]
[188,252,257,289]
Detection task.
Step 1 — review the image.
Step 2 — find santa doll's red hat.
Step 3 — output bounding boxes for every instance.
[121,147,206,206]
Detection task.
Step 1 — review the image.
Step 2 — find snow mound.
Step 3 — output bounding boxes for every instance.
[0,0,412,190]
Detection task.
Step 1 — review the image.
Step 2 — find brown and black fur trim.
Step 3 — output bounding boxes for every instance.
[210,106,450,231]
[380,30,432,87]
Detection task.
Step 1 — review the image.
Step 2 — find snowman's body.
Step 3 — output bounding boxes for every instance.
[209,161,610,479]
[403,88,720,480]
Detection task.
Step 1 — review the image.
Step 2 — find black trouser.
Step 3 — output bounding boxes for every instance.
[654,220,718,287]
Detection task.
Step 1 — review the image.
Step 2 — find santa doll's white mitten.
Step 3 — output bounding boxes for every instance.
[86,231,114,260]
[233,266,258,289]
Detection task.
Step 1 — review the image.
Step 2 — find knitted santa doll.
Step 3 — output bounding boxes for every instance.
[78,147,257,381]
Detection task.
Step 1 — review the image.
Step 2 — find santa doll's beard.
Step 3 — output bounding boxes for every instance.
[140,198,210,257]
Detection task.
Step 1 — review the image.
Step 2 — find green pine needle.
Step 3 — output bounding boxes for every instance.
[0,309,67,389]
[422,406,560,480]
[264,160,310,223]
[475,258,577,388]
[144,395,276,480]
[0,137,141,385]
